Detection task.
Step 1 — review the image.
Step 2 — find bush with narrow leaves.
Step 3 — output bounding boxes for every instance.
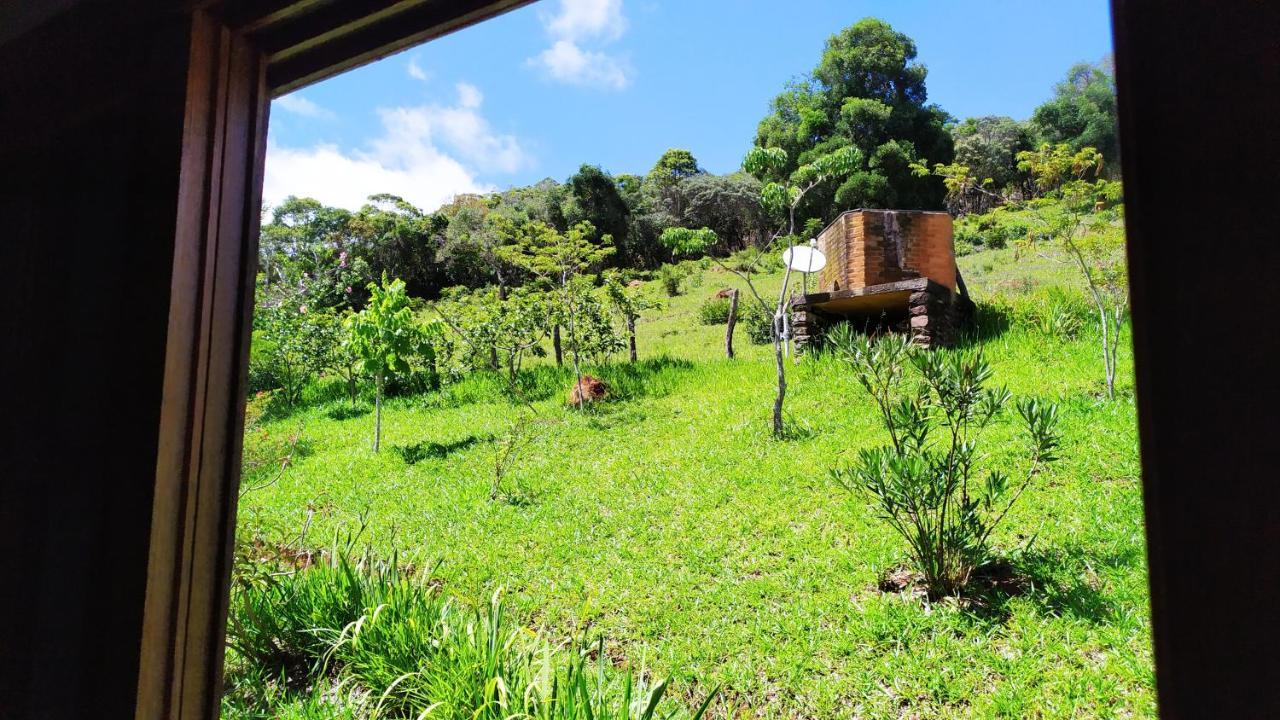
[829,333,1060,597]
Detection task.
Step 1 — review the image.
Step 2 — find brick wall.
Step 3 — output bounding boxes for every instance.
[815,210,956,293]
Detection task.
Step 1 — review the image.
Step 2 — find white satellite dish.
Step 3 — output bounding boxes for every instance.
[783,244,827,273]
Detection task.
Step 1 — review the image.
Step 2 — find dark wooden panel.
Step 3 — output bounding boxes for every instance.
[250,0,417,58]
[1111,0,1280,716]
[0,5,197,718]
[263,0,535,94]
[134,12,270,719]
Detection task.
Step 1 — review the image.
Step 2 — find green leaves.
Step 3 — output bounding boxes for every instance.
[658,226,719,258]
[344,275,427,384]
[501,220,615,282]
[831,335,1061,596]
[742,146,789,177]
[1016,142,1105,195]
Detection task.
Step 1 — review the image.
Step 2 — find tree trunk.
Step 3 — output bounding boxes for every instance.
[553,324,563,366]
[567,317,585,410]
[772,261,795,437]
[771,315,786,437]
[725,289,739,359]
[627,316,637,363]
[374,373,383,452]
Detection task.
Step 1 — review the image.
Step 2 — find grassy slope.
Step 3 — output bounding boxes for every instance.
[238,250,1153,718]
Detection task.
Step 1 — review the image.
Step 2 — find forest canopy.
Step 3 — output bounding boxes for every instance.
[256,18,1118,306]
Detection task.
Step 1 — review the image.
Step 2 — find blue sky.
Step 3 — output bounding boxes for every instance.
[264,0,1113,212]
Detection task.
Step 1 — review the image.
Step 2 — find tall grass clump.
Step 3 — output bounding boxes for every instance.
[223,541,715,719]
[828,329,1062,597]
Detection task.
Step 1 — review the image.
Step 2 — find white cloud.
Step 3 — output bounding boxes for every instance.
[456,82,483,109]
[263,84,528,212]
[529,0,630,90]
[529,40,629,90]
[274,93,335,119]
[407,55,430,82]
[543,0,626,42]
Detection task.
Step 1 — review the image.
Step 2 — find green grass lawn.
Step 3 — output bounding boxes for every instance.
[236,249,1154,718]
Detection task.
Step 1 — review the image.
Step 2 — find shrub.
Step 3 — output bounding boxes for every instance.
[741,301,774,345]
[657,263,693,297]
[698,296,732,325]
[829,334,1061,597]
[251,302,341,406]
[721,247,778,274]
[953,219,983,252]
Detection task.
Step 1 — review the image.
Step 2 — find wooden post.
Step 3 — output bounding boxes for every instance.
[627,316,637,362]
[725,289,739,359]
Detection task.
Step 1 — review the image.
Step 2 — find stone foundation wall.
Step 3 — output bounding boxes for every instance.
[792,279,974,352]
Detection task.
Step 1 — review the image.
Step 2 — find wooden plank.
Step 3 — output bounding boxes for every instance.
[265,0,536,94]
[251,0,419,58]
[795,278,931,308]
[134,11,269,720]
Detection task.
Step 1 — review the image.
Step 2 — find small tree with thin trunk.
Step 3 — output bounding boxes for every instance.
[603,271,660,363]
[500,220,615,406]
[344,276,423,452]
[1017,144,1127,398]
[661,144,860,437]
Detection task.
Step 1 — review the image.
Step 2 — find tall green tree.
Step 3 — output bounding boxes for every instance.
[752,18,952,220]
[1030,59,1119,174]
[645,148,706,219]
[259,196,354,288]
[566,165,633,266]
[348,194,444,300]
[951,116,1034,200]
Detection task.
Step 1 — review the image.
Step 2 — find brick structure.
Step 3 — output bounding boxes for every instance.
[815,210,956,292]
[793,209,973,350]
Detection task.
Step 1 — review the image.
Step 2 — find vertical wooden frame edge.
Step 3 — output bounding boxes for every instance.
[135,11,269,720]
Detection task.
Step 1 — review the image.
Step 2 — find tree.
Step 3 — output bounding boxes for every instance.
[499,178,568,231]
[1030,59,1119,174]
[500,221,617,405]
[752,18,952,221]
[438,201,522,296]
[603,271,660,362]
[663,143,861,437]
[347,194,444,300]
[1017,143,1128,398]
[681,173,768,251]
[344,276,427,451]
[950,116,1034,208]
[251,293,335,406]
[645,148,705,219]
[433,285,552,383]
[259,196,354,289]
[566,165,633,266]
